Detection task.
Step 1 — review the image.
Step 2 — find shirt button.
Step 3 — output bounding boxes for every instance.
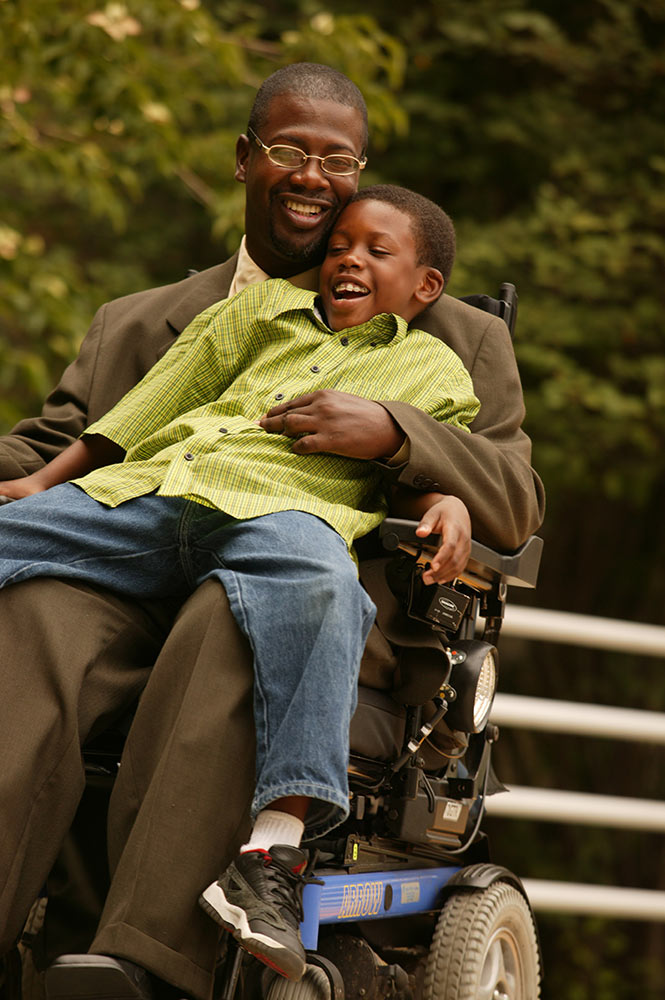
[340,336,349,346]
[219,427,228,434]
[274,392,285,400]
[184,452,194,461]
[310,365,320,373]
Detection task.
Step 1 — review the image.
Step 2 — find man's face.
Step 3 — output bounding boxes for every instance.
[235,93,366,277]
[319,200,443,331]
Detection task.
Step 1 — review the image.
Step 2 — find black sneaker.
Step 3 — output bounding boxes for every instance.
[45,956,154,1000]
[199,846,319,981]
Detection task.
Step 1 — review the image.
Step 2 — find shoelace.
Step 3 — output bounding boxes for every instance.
[263,851,324,923]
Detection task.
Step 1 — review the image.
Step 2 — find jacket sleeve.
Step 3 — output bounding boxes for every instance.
[0,260,236,481]
[381,313,545,552]
[0,307,105,479]
[85,299,236,452]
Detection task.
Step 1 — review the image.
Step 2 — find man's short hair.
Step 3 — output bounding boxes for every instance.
[248,63,369,152]
[350,184,456,285]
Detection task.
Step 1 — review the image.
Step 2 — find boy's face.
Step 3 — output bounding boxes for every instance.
[319,200,443,332]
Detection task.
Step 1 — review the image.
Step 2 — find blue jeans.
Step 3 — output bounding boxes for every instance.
[0,484,376,837]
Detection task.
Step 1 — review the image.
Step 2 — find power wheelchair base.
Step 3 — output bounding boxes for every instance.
[209,524,543,1000]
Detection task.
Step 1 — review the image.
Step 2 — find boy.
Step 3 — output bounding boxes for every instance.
[0,185,478,980]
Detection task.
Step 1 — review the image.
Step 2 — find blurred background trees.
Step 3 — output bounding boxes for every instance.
[1,0,664,995]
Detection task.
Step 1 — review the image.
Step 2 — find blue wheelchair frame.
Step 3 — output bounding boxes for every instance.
[301,866,461,950]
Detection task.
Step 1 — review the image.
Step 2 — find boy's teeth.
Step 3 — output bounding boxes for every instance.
[285,199,322,215]
[334,282,369,295]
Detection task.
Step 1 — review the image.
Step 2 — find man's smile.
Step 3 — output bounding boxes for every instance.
[279,194,332,227]
[284,198,324,217]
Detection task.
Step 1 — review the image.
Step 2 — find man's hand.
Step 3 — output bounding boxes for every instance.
[414,495,472,585]
[259,390,405,460]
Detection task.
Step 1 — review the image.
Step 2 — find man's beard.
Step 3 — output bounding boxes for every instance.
[268,206,337,267]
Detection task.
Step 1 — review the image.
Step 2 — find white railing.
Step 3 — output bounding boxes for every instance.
[485,605,665,921]
[490,693,665,745]
[502,604,665,657]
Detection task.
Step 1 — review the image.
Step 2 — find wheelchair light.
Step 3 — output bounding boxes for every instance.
[472,648,497,730]
[443,640,498,734]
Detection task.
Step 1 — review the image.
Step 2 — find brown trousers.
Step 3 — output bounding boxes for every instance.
[0,553,408,1000]
[0,578,259,1000]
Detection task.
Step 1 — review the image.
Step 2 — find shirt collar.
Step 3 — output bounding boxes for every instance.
[231,243,406,343]
[229,236,320,297]
[310,295,405,343]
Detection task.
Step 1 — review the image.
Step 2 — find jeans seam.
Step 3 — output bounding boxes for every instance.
[0,545,180,591]
[217,568,270,763]
[176,500,201,590]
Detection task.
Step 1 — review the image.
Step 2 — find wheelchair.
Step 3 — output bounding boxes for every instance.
[208,514,543,1000]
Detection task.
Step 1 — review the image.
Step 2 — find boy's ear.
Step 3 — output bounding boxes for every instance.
[235,134,250,183]
[414,267,445,307]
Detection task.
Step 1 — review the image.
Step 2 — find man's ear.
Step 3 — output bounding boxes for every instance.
[235,134,250,183]
[414,267,445,307]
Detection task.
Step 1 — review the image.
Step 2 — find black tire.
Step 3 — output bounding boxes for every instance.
[423,881,541,1000]
[264,964,331,1000]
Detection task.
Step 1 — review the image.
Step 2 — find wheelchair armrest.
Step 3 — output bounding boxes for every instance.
[380,518,543,589]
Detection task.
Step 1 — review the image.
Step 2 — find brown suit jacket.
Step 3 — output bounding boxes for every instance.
[0,254,544,551]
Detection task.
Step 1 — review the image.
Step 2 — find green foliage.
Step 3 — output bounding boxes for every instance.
[0,0,405,427]
[351,0,665,506]
[3,0,663,506]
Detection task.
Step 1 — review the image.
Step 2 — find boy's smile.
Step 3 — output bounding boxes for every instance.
[319,200,443,332]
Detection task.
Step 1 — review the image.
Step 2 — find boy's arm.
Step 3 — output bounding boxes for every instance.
[81,298,237,453]
[0,435,125,499]
[0,280,237,495]
[0,307,108,480]
[391,489,471,585]
[0,262,236,480]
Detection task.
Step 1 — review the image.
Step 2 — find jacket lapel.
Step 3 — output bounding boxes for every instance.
[158,255,238,357]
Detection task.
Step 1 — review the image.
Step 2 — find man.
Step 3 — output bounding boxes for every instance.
[0,64,544,1000]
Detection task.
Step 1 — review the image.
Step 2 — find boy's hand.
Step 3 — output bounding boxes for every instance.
[0,476,43,501]
[259,390,405,460]
[414,495,472,585]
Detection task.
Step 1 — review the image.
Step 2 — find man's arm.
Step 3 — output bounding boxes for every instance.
[381,310,544,551]
[0,308,106,480]
[0,259,237,481]
[259,304,544,552]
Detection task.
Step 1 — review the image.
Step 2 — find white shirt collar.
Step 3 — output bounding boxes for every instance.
[229,236,320,297]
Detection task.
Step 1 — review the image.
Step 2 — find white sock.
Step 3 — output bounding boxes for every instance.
[240,809,305,853]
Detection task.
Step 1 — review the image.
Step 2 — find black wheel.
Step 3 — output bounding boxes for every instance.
[423,881,541,1000]
[264,965,331,1000]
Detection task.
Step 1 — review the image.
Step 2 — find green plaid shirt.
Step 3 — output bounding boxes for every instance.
[78,279,479,549]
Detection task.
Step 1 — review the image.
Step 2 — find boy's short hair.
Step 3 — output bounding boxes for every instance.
[248,63,369,152]
[349,185,456,286]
